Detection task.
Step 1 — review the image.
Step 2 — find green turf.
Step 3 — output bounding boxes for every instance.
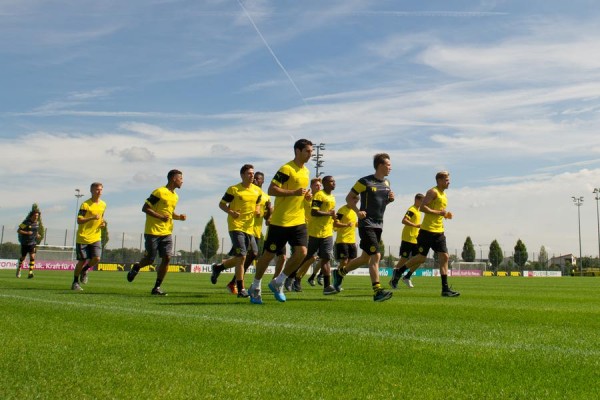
[1,270,599,399]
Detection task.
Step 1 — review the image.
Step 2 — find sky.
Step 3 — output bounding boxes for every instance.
[2,0,600,261]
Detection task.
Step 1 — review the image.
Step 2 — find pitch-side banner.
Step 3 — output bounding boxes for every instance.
[0,259,18,270]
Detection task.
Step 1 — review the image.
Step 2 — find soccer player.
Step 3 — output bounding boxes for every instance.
[332,202,358,286]
[210,164,262,298]
[295,175,338,295]
[333,153,395,302]
[225,171,272,295]
[127,170,186,296]
[389,193,424,289]
[287,177,322,291]
[16,207,42,279]
[72,183,106,290]
[247,139,313,304]
[402,171,459,297]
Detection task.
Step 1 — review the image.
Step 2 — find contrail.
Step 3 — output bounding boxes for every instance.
[236,0,307,106]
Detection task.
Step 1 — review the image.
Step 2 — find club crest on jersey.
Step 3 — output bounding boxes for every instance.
[269,243,277,252]
[370,245,377,252]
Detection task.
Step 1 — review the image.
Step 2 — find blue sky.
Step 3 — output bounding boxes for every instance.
[2,0,600,260]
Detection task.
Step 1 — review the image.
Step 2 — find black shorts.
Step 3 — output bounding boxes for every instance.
[263,224,308,254]
[20,244,36,258]
[399,241,419,259]
[143,234,173,262]
[335,243,357,261]
[416,230,448,256]
[358,227,382,256]
[76,241,102,261]
[306,236,334,261]
[228,231,258,257]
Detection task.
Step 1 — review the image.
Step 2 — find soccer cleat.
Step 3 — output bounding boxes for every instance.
[307,277,316,287]
[210,264,221,284]
[127,264,139,282]
[16,267,21,278]
[374,289,393,302]
[226,281,238,295]
[402,277,414,288]
[248,284,263,305]
[284,276,294,292]
[442,288,460,297]
[71,282,83,291]
[316,274,324,286]
[292,280,302,292]
[389,279,399,290]
[27,273,34,279]
[268,280,286,302]
[80,270,89,285]
[151,287,168,296]
[332,269,344,292]
[237,288,249,298]
[323,285,338,295]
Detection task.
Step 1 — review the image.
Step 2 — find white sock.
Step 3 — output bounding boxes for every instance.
[253,278,262,289]
[274,273,288,286]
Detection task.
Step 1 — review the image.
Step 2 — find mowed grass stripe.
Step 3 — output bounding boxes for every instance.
[2,291,598,358]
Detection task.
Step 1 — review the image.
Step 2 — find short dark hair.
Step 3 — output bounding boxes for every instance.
[254,171,264,179]
[90,182,103,191]
[294,139,313,152]
[435,171,449,181]
[415,193,424,200]
[322,175,334,183]
[373,153,390,169]
[240,164,254,175]
[167,169,183,181]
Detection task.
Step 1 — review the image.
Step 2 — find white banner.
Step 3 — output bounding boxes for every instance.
[0,259,18,270]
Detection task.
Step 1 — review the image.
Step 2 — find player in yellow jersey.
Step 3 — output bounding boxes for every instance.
[294,175,338,294]
[71,182,106,291]
[333,202,358,283]
[248,139,313,304]
[333,153,395,302]
[389,193,424,289]
[127,170,186,296]
[225,171,272,295]
[287,177,322,291]
[210,164,262,298]
[402,171,459,297]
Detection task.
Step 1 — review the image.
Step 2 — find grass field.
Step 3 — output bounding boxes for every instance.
[1,270,599,400]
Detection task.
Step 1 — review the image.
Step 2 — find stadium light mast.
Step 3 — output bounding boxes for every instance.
[572,196,584,276]
[312,143,325,178]
[594,188,600,265]
[72,188,84,260]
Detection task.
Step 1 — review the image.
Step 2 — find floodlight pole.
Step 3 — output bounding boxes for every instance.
[594,188,600,266]
[312,143,326,178]
[572,196,584,276]
[72,189,84,260]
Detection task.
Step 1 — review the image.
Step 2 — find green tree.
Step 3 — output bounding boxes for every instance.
[461,236,476,262]
[513,239,528,269]
[538,245,548,268]
[200,217,219,262]
[488,240,503,271]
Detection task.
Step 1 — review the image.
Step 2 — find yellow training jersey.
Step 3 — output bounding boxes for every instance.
[76,199,107,244]
[221,183,262,235]
[144,186,179,236]
[253,189,270,238]
[269,160,310,227]
[401,205,421,244]
[335,205,358,244]
[308,190,336,238]
[421,187,447,233]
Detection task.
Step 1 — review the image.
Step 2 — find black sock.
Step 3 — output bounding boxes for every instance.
[397,266,408,276]
[82,265,90,273]
[308,273,316,280]
[441,274,449,290]
[154,279,163,289]
[236,280,244,292]
[215,264,225,273]
[405,270,414,279]
[324,275,331,287]
[73,276,79,284]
